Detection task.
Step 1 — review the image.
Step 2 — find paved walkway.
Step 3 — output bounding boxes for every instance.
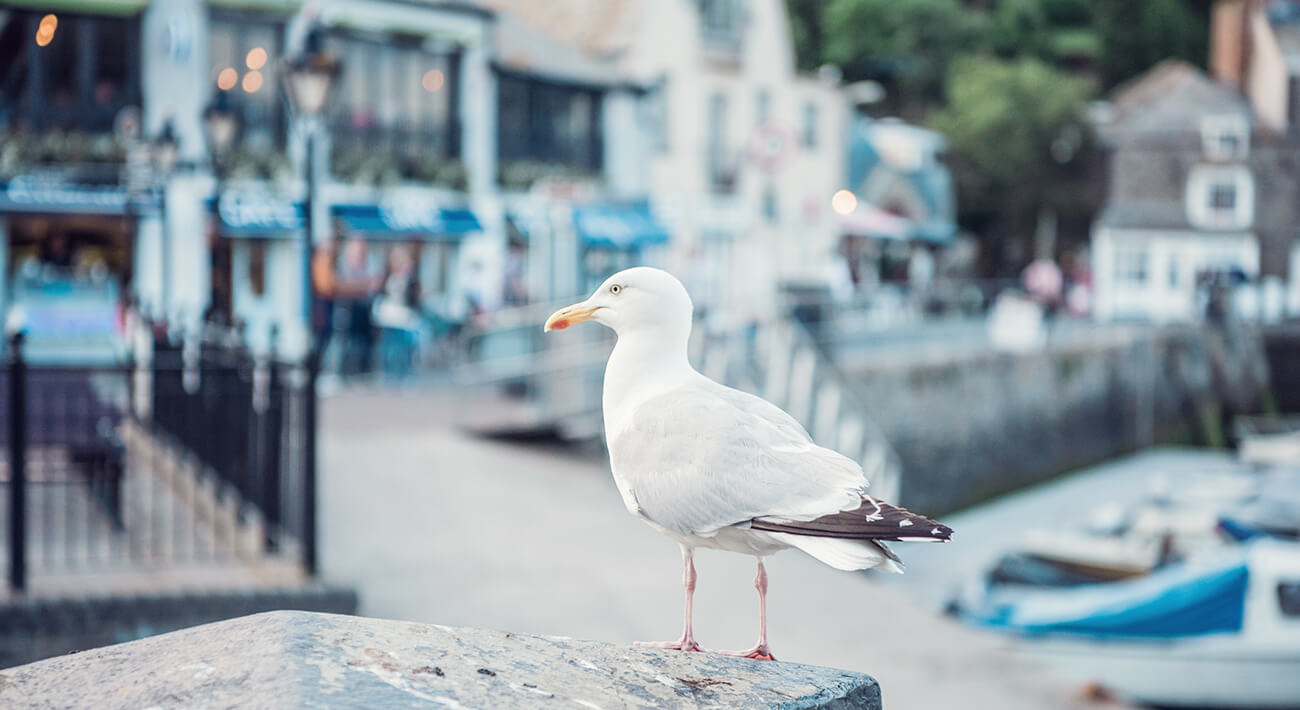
[319,388,1128,710]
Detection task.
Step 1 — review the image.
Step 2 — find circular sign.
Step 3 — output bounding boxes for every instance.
[747,123,796,175]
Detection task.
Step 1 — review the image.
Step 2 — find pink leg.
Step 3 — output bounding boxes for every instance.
[719,558,776,661]
[635,545,703,652]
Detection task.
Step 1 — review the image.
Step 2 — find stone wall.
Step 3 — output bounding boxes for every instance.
[843,324,1271,514]
[0,611,882,709]
[0,585,357,669]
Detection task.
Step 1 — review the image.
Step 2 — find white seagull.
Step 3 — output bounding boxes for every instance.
[544,267,952,660]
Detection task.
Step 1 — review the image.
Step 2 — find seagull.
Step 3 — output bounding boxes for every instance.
[544,267,952,661]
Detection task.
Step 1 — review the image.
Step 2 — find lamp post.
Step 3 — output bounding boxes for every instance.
[151,122,179,317]
[282,27,339,578]
[204,94,239,327]
[282,28,341,338]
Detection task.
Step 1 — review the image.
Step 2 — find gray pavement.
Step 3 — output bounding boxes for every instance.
[319,388,1129,710]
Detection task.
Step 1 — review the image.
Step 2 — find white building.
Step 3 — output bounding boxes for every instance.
[481,0,850,325]
[1091,61,1267,323]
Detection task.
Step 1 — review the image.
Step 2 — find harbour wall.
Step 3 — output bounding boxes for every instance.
[840,324,1273,514]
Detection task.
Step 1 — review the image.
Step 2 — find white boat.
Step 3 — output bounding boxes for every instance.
[957,540,1300,708]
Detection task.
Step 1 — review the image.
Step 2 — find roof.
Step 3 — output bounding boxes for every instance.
[473,0,639,58]
[1106,60,1251,135]
[1095,200,1192,231]
[491,11,624,85]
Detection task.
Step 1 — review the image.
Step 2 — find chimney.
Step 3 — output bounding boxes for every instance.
[1211,0,1250,89]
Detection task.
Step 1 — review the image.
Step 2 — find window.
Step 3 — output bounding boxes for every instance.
[762,184,779,223]
[1279,582,1300,617]
[1209,181,1236,214]
[644,81,669,153]
[328,30,459,178]
[1187,165,1253,230]
[1201,114,1249,161]
[755,89,770,126]
[699,0,743,39]
[0,10,140,135]
[698,0,743,59]
[497,73,603,172]
[706,92,733,192]
[801,102,817,148]
[210,11,285,151]
[1114,248,1149,285]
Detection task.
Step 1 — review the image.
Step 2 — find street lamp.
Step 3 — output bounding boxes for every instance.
[151,121,180,316]
[282,28,341,342]
[202,94,239,165]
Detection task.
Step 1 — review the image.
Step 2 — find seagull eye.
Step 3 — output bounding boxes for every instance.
[609,284,623,295]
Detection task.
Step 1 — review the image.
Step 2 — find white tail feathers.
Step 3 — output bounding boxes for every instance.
[769,532,904,573]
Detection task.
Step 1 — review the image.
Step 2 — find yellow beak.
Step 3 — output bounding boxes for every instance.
[544,303,600,332]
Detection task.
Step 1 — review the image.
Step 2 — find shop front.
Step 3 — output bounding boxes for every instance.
[571,201,670,294]
[0,176,158,360]
[207,190,306,351]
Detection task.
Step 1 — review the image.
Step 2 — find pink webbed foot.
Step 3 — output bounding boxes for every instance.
[635,638,705,652]
[717,644,776,661]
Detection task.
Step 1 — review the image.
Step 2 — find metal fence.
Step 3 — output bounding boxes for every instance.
[2,323,319,595]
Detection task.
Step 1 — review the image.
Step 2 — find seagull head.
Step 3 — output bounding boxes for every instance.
[544,267,694,339]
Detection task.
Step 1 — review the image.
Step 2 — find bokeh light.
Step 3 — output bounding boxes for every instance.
[831,189,858,215]
[421,69,445,92]
[34,15,57,46]
[216,67,238,91]
[242,70,263,93]
[245,47,267,70]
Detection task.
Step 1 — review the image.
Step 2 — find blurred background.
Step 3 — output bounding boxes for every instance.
[1,0,1299,707]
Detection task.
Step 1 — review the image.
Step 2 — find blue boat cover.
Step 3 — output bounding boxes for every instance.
[572,202,670,249]
[966,553,1249,638]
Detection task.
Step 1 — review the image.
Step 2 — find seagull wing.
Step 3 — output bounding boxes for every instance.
[608,382,870,537]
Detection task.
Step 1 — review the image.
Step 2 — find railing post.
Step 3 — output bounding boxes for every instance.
[263,326,283,553]
[302,339,319,575]
[8,331,27,592]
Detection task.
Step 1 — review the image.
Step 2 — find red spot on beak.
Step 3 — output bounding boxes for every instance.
[550,319,570,330]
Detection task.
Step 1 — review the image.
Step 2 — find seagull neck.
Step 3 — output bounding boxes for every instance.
[605,330,695,406]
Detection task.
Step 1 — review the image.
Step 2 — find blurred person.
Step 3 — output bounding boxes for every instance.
[374,244,422,378]
[907,244,934,313]
[1022,257,1063,323]
[310,236,342,363]
[337,239,380,376]
[504,241,528,306]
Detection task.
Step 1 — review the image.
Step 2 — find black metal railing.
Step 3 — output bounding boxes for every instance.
[2,322,319,594]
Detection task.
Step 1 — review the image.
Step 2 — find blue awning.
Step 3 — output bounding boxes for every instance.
[573,202,670,249]
[210,193,304,236]
[332,203,482,239]
[1,178,159,216]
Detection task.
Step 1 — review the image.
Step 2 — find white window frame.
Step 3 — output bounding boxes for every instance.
[1114,246,1149,285]
[1186,164,1254,230]
[1200,114,1249,161]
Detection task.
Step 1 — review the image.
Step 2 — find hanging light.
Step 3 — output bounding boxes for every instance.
[281,28,342,119]
[152,121,180,175]
[202,93,239,157]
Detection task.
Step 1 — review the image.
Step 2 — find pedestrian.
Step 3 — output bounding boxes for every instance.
[374,244,421,378]
[310,236,341,364]
[338,239,379,377]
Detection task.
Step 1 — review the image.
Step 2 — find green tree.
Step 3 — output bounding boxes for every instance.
[1092,0,1210,89]
[929,55,1093,269]
[786,0,826,72]
[822,0,989,114]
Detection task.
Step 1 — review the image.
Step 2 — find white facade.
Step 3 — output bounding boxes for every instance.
[1092,227,1259,322]
[613,0,849,323]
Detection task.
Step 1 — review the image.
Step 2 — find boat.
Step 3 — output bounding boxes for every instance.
[954,539,1300,708]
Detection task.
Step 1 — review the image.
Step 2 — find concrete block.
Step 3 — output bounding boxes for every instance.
[0,610,881,709]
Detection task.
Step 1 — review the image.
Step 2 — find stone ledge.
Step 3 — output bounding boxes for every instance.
[0,610,881,709]
[0,585,359,669]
